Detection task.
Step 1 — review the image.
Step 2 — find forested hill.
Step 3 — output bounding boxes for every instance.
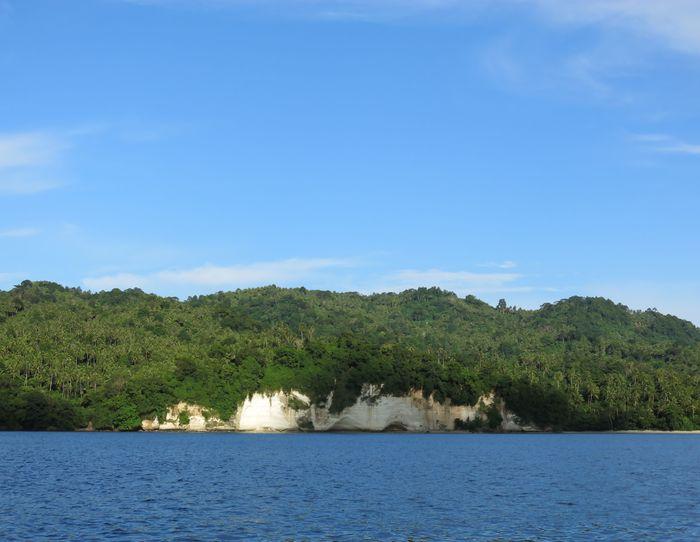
[1,280,699,431]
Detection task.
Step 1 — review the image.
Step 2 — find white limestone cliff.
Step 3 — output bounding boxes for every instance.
[233,391,311,431]
[141,402,235,431]
[142,384,534,432]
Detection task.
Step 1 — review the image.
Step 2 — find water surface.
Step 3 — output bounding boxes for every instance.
[1,433,699,541]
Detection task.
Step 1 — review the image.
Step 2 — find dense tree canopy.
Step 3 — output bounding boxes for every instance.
[1,280,699,431]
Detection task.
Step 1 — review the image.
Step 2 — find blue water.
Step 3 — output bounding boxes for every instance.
[1,433,699,541]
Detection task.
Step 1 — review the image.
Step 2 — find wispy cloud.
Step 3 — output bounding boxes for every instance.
[527,0,700,56]
[585,280,700,326]
[0,131,70,195]
[0,271,25,285]
[123,0,468,16]
[631,133,670,143]
[0,227,40,238]
[395,268,521,291]
[482,1,700,100]
[121,1,700,56]
[123,0,700,105]
[83,258,352,292]
[373,267,545,296]
[659,143,700,156]
[83,257,556,301]
[0,122,177,196]
[632,133,700,156]
[479,260,517,270]
[479,18,646,103]
[0,178,63,195]
[0,132,67,169]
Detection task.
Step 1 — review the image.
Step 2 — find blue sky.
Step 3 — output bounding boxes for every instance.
[1,0,699,323]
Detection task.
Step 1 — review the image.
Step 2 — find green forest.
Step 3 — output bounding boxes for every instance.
[1,280,699,431]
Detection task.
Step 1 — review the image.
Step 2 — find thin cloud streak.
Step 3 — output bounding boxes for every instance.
[0,271,26,285]
[585,280,700,326]
[394,268,521,284]
[658,143,700,156]
[0,178,63,195]
[479,260,518,269]
[371,268,556,296]
[528,0,700,56]
[0,132,67,169]
[123,0,700,107]
[82,259,553,299]
[0,227,40,238]
[633,133,700,156]
[122,1,700,55]
[0,130,70,195]
[82,258,353,292]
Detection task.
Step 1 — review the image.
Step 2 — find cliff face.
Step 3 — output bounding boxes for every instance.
[142,385,531,432]
[140,402,235,432]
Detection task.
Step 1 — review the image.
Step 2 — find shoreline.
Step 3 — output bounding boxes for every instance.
[21,428,700,434]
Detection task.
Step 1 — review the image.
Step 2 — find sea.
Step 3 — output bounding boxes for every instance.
[1,432,698,541]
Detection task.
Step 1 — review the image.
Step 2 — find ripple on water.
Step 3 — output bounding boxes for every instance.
[0,433,699,541]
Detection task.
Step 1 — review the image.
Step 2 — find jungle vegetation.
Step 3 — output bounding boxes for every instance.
[1,280,699,431]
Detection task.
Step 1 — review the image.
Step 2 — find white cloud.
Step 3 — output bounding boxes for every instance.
[158,258,349,285]
[585,280,700,326]
[526,0,700,56]
[122,1,700,55]
[380,268,528,295]
[0,132,67,169]
[83,272,151,291]
[633,133,700,156]
[479,260,518,269]
[0,227,40,238]
[83,259,557,303]
[0,271,24,286]
[631,133,671,143]
[483,1,700,99]
[658,142,700,156]
[82,258,351,292]
[0,131,69,195]
[0,178,63,195]
[123,0,700,105]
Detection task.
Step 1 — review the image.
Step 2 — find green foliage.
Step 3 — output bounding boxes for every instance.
[0,281,699,431]
[453,404,502,432]
[0,375,82,430]
[498,379,571,430]
[485,404,503,430]
[178,411,190,427]
[454,417,485,432]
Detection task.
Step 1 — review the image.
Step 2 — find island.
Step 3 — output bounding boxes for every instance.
[1,280,698,432]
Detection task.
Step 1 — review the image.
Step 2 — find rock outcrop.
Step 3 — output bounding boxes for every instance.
[141,402,235,432]
[142,385,533,432]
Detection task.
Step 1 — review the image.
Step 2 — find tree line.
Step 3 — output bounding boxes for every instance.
[0,280,698,431]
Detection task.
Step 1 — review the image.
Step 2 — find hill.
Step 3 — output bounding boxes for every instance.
[1,280,698,431]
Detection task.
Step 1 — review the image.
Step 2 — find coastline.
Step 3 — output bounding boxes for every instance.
[58,428,700,435]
